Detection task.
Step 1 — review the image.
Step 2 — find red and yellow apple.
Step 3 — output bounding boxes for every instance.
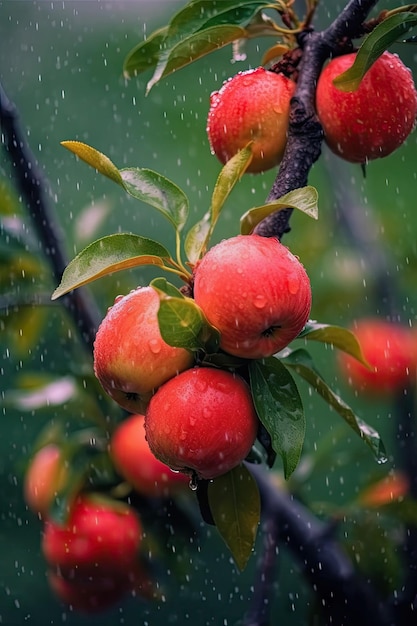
[24,444,66,519]
[110,413,189,497]
[207,67,295,173]
[94,286,194,413]
[338,318,415,395]
[193,235,311,359]
[145,367,259,480]
[316,51,417,163]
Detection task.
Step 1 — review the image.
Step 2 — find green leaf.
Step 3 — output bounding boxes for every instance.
[281,348,387,463]
[185,146,253,263]
[333,11,417,92]
[150,277,185,299]
[61,141,123,186]
[120,168,189,232]
[240,186,319,235]
[52,234,170,299]
[155,291,220,352]
[211,145,253,222]
[147,24,247,93]
[249,357,305,479]
[299,321,371,368]
[207,464,260,571]
[123,26,169,78]
[123,0,270,84]
[184,214,212,264]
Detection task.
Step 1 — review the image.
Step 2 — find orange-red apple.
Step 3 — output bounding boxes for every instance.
[110,414,189,497]
[338,318,415,395]
[145,367,259,480]
[94,286,194,413]
[316,51,417,163]
[24,444,66,519]
[193,235,311,359]
[207,67,295,173]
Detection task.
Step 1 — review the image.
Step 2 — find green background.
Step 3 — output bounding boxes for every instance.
[1,1,417,624]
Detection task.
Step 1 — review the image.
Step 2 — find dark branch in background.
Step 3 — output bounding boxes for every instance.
[327,156,417,626]
[0,83,101,351]
[249,464,392,626]
[254,0,379,239]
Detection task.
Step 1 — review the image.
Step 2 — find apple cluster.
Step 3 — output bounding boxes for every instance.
[24,452,148,612]
[206,53,416,173]
[93,234,312,482]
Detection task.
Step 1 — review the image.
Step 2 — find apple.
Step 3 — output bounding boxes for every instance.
[145,366,259,480]
[207,67,295,173]
[48,569,130,613]
[193,235,311,359]
[338,318,415,395]
[94,286,194,413]
[110,413,189,497]
[316,51,417,163]
[24,444,66,519]
[42,495,142,580]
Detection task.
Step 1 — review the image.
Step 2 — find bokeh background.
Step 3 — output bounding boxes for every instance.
[1,1,417,624]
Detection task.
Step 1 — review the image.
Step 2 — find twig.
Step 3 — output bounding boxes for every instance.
[0,82,101,351]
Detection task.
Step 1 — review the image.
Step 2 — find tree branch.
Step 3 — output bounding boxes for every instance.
[0,82,101,350]
[254,0,379,239]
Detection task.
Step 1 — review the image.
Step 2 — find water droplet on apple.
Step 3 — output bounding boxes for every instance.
[287,275,300,295]
[195,379,208,393]
[202,407,212,419]
[148,338,162,354]
[253,294,267,309]
[189,473,198,491]
[114,294,125,304]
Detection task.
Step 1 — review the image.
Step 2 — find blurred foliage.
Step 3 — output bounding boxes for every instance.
[1,1,417,625]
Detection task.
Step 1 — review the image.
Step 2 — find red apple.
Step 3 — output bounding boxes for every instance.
[24,444,66,519]
[94,286,194,413]
[145,367,259,480]
[42,495,142,580]
[207,67,295,173]
[338,318,415,395]
[316,51,417,163]
[48,569,130,613]
[110,414,189,497]
[193,235,311,359]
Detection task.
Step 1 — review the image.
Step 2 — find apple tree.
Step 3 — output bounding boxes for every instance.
[1,1,417,624]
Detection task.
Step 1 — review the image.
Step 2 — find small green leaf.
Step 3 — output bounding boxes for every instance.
[147,24,247,93]
[249,357,305,479]
[155,292,219,352]
[61,141,123,186]
[123,26,169,78]
[211,145,253,221]
[207,464,260,571]
[52,234,170,299]
[282,348,387,463]
[299,321,371,368]
[240,186,318,235]
[184,213,212,264]
[150,277,185,299]
[333,11,417,92]
[120,168,189,232]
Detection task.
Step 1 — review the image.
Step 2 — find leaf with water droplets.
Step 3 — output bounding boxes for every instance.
[51,234,170,299]
[240,186,318,235]
[281,348,387,463]
[299,321,371,368]
[333,11,417,92]
[61,141,123,186]
[208,464,260,571]
[249,357,305,479]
